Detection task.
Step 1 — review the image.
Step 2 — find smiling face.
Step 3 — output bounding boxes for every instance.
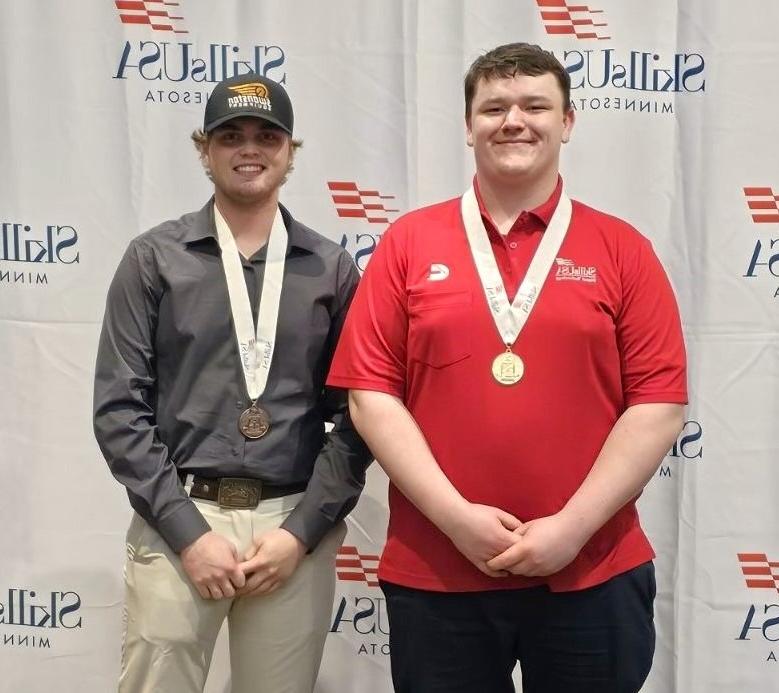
[203,117,293,208]
[466,72,574,190]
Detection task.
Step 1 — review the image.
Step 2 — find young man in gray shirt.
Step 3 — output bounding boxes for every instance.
[94,73,370,693]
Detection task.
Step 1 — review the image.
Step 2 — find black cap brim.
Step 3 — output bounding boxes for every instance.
[204,110,292,135]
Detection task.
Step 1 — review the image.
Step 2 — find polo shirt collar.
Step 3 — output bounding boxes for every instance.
[473,175,563,232]
[182,198,316,254]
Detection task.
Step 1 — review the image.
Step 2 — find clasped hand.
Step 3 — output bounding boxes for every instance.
[181,528,305,600]
[444,504,587,578]
[484,512,587,577]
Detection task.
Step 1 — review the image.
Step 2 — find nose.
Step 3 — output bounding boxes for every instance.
[239,140,261,155]
[503,105,526,129]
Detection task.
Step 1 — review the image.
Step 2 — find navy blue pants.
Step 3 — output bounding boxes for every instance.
[381,562,656,693]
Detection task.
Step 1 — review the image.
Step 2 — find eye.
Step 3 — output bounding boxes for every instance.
[255,129,283,146]
[217,131,240,144]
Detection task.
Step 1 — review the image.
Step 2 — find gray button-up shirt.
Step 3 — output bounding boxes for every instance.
[93,200,371,553]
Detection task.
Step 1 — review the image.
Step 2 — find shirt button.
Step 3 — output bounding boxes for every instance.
[509,241,518,249]
[232,448,240,456]
[236,401,243,409]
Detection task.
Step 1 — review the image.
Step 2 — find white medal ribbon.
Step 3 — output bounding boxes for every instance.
[460,185,572,347]
[214,203,287,402]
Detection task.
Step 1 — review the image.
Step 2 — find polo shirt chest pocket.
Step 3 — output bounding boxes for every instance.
[407,289,472,368]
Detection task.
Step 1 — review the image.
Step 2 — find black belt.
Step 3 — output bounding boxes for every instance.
[183,474,307,509]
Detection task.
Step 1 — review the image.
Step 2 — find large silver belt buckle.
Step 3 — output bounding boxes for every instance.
[217,478,261,509]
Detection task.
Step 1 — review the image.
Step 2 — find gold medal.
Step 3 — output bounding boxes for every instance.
[238,404,271,439]
[491,349,524,385]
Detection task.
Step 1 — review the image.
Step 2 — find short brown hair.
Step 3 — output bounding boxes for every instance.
[190,128,303,183]
[464,43,571,119]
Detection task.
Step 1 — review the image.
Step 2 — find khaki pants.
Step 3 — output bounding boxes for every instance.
[119,493,346,693]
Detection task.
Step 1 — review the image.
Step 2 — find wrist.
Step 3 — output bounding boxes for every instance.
[427,494,470,536]
[280,528,307,554]
[180,529,211,557]
[556,507,596,548]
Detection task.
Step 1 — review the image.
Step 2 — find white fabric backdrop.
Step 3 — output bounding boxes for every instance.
[1,1,778,691]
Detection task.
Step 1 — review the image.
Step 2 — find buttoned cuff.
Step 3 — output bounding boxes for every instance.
[281,504,336,552]
[156,500,211,553]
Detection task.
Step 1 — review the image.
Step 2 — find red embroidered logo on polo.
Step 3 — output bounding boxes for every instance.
[554,257,598,283]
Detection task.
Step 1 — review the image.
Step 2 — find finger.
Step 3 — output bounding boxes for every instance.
[246,577,279,597]
[507,562,536,577]
[247,570,279,595]
[504,554,544,576]
[236,570,266,595]
[242,542,260,561]
[515,559,562,578]
[231,566,247,589]
[208,584,224,600]
[486,553,518,571]
[236,562,278,594]
[496,510,523,532]
[495,527,523,548]
[238,555,266,575]
[195,583,211,600]
[219,578,236,599]
[486,544,524,571]
[476,562,509,578]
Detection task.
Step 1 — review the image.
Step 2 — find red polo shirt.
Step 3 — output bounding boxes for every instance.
[327,178,687,592]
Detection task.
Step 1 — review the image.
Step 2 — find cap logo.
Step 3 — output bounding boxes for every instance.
[226,83,272,111]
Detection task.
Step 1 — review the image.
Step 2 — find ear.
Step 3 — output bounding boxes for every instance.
[465,115,474,148]
[561,107,575,144]
[199,143,211,170]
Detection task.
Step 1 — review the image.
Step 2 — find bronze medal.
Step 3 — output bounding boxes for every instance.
[491,351,524,385]
[238,404,271,439]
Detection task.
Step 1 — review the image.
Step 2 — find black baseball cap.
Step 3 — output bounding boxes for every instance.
[204,73,294,135]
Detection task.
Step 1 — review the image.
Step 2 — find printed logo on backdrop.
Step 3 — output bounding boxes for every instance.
[537,1,610,41]
[743,187,779,299]
[336,545,380,587]
[0,222,80,289]
[330,546,389,656]
[0,587,82,650]
[735,553,779,663]
[532,0,706,116]
[329,181,401,273]
[655,418,702,480]
[115,0,187,34]
[112,0,287,106]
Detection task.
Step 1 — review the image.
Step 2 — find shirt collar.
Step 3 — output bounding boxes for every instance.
[182,198,317,254]
[473,175,563,231]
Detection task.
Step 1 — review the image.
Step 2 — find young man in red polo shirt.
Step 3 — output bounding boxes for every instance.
[327,43,686,692]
